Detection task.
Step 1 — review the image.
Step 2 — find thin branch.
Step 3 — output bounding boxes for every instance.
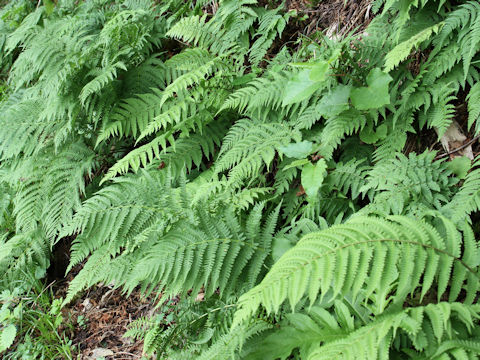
[434,135,480,160]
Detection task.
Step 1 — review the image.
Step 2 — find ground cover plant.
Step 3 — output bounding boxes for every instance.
[1,0,480,358]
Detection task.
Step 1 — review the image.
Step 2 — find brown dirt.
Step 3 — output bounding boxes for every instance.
[53,265,161,360]
[286,0,373,37]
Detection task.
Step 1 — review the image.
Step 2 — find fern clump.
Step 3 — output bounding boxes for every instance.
[1,0,480,358]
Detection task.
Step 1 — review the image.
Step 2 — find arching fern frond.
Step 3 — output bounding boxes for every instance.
[305,302,480,360]
[233,216,479,325]
[62,169,281,303]
[467,82,480,133]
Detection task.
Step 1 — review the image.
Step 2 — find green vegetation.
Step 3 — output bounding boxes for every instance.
[1,0,480,358]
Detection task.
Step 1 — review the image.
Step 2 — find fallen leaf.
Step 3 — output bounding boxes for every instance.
[90,348,114,359]
[437,121,474,160]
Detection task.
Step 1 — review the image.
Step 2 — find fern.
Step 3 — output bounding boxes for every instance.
[360,151,457,215]
[244,302,480,359]
[12,143,95,238]
[467,82,480,133]
[306,303,480,359]
[61,170,281,303]
[2,0,480,357]
[215,119,301,186]
[234,216,479,324]
[384,22,442,72]
[442,155,480,224]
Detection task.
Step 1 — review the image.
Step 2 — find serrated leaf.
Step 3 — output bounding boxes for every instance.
[279,141,314,159]
[351,68,392,110]
[301,159,327,197]
[0,324,16,352]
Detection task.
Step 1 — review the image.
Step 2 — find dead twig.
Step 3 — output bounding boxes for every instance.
[434,135,480,160]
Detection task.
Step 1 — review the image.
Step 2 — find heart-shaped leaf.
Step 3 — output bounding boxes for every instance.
[351,68,392,110]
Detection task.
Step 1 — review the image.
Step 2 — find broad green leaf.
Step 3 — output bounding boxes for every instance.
[279,141,314,159]
[447,156,471,179]
[301,159,327,197]
[316,85,351,118]
[309,61,329,82]
[283,63,329,105]
[351,68,392,110]
[0,324,16,352]
[359,123,388,144]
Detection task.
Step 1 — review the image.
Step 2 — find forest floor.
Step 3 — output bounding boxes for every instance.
[54,265,161,359]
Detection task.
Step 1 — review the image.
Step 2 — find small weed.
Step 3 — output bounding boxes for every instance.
[0,279,75,359]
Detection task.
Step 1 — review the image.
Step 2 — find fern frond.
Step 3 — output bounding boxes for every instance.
[215,119,301,186]
[326,159,370,200]
[233,216,479,325]
[361,151,456,213]
[443,155,480,224]
[384,22,441,72]
[422,83,457,136]
[467,82,480,133]
[318,109,367,160]
[79,60,127,106]
[12,143,95,238]
[0,228,49,286]
[62,171,280,303]
[306,303,480,360]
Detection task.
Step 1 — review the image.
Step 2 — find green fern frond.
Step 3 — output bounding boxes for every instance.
[215,119,301,186]
[384,22,442,72]
[467,82,480,133]
[219,70,290,115]
[326,159,370,200]
[443,156,480,224]
[306,303,480,360]
[0,228,49,286]
[318,109,367,160]
[198,321,270,360]
[422,83,457,136]
[361,151,456,213]
[233,216,479,325]
[435,1,480,47]
[79,60,127,106]
[12,143,95,238]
